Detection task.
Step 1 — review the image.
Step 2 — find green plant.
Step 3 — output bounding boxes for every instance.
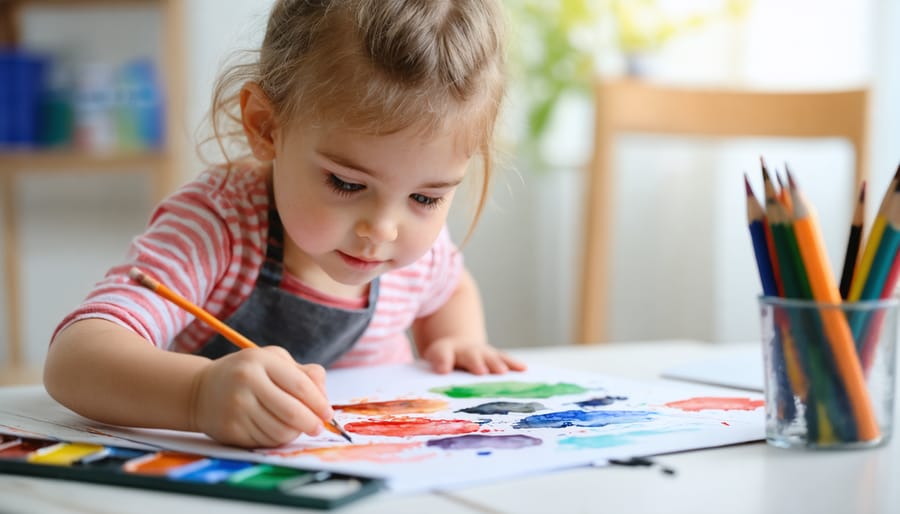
[506,0,752,162]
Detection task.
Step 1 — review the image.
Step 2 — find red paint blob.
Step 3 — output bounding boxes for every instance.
[664,397,765,412]
[345,416,481,437]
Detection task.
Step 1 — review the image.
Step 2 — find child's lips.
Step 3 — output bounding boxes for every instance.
[338,251,385,270]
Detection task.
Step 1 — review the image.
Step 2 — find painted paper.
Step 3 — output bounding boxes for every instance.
[0,364,764,492]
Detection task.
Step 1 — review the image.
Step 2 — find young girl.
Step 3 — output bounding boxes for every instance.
[44,0,525,449]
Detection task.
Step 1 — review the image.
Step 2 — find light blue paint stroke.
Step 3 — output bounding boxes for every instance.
[558,427,701,449]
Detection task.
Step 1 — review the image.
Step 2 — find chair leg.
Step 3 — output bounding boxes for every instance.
[2,171,22,372]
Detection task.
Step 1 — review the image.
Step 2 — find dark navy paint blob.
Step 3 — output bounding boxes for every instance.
[574,395,628,407]
[426,434,543,451]
[457,401,546,415]
[513,410,655,429]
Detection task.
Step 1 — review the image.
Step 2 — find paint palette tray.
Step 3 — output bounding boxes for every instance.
[0,433,384,510]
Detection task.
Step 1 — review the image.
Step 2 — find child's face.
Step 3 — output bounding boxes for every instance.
[271,123,471,293]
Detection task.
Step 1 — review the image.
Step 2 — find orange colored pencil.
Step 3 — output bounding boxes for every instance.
[128,267,352,443]
[786,174,880,441]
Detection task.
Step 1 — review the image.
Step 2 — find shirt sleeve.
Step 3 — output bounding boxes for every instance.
[51,174,236,349]
[415,226,465,318]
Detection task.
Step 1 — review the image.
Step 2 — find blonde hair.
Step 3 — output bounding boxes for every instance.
[203,0,507,234]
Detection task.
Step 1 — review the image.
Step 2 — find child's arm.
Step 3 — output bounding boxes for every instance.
[411,270,526,374]
[44,318,334,448]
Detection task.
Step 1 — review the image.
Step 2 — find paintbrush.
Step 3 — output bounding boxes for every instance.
[128,266,353,443]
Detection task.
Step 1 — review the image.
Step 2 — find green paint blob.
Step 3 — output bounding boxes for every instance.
[430,381,589,399]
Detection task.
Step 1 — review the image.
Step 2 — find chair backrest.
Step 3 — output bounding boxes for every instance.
[577,78,869,344]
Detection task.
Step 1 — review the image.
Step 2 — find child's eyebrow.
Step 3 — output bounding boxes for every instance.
[317,152,464,189]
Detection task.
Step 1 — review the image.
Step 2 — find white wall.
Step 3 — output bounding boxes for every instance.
[1,1,898,372]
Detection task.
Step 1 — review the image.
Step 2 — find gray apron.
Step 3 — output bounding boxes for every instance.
[197,200,378,367]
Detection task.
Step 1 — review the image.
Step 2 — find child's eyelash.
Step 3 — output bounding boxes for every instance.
[410,193,444,209]
[327,173,444,209]
[326,174,364,196]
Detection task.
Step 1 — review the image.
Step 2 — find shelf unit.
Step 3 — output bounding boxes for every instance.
[0,0,185,384]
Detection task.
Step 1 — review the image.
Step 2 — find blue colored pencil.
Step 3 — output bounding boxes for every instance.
[745,174,778,296]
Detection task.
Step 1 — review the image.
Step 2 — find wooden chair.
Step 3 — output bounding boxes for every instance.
[577,78,869,344]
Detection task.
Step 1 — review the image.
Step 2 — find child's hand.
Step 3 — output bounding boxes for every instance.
[421,337,527,375]
[189,346,333,448]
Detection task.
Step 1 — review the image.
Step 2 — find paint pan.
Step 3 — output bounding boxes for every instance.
[75,446,149,470]
[0,437,56,459]
[168,458,255,483]
[122,451,206,476]
[27,442,105,466]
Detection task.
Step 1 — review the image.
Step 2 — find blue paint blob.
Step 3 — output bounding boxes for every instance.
[574,395,628,408]
[426,434,542,451]
[457,401,546,415]
[513,410,655,429]
[477,450,492,456]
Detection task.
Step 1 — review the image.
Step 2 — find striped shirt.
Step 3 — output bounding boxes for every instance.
[53,166,464,368]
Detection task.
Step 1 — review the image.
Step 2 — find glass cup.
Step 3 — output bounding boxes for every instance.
[758,296,898,449]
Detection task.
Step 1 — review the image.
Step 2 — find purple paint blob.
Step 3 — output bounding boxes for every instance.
[426,434,543,451]
[457,401,546,415]
[513,410,655,429]
[574,395,627,407]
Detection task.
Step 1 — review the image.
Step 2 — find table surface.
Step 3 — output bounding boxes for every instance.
[2,340,898,514]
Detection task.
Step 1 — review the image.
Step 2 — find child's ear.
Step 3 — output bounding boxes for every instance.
[240,83,278,161]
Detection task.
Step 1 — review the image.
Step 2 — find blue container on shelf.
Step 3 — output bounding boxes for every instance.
[0,48,49,148]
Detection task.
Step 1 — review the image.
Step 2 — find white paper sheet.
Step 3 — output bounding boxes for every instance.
[660,347,765,391]
[0,363,765,492]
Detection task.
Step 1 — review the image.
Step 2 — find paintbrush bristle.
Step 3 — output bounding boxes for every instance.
[332,419,353,443]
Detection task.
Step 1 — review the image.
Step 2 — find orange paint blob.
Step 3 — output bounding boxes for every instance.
[271,442,427,463]
[333,399,448,415]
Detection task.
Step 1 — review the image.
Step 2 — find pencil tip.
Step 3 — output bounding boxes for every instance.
[128,267,142,281]
[744,173,754,196]
[859,181,866,202]
[786,168,797,189]
[759,156,768,171]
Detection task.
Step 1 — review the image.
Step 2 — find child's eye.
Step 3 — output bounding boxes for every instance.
[410,193,444,209]
[327,174,364,196]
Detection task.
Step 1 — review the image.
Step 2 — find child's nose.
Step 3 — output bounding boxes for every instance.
[355,211,398,244]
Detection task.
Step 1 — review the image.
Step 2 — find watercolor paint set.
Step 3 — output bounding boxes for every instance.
[0,432,384,509]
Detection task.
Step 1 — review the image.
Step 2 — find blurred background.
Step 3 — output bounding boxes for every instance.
[0,0,898,383]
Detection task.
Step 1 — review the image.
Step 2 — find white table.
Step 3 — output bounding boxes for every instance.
[2,340,898,514]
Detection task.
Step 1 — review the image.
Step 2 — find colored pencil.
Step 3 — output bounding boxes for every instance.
[848,165,900,301]
[745,174,777,296]
[839,182,866,300]
[787,172,880,442]
[775,167,793,214]
[765,176,841,440]
[760,161,785,295]
[854,181,900,371]
[128,267,353,443]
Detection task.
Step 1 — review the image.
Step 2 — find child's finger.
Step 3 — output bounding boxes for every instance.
[483,352,509,374]
[266,361,334,424]
[455,349,489,375]
[299,363,328,394]
[424,344,455,374]
[246,402,307,446]
[502,353,528,371]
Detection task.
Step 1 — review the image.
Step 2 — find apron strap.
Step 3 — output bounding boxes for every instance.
[258,183,285,287]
